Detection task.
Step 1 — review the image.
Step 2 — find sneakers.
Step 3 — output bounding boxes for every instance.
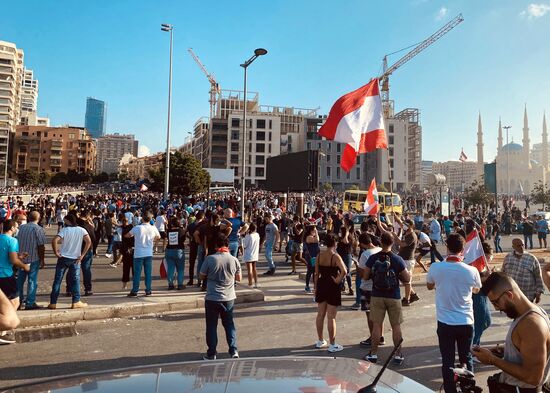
[84,291,93,296]
[145,291,152,296]
[328,343,344,353]
[168,284,175,290]
[203,354,217,360]
[127,292,138,297]
[0,331,16,345]
[314,339,328,349]
[348,289,354,296]
[304,287,312,293]
[253,284,260,289]
[393,354,405,365]
[350,303,360,310]
[401,298,411,306]
[360,336,385,347]
[71,301,88,309]
[410,293,420,303]
[109,262,118,268]
[24,303,43,310]
[47,303,57,310]
[364,353,378,363]
[105,253,113,259]
[177,284,186,290]
[231,350,239,359]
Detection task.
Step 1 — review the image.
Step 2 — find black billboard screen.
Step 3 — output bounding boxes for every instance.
[265,150,318,192]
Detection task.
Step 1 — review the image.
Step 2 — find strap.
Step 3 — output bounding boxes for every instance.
[330,253,335,267]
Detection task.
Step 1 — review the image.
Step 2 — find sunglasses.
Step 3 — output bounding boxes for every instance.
[490,290,510,307]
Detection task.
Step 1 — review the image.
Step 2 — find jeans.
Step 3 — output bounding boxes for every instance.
[50,257,81,304]
[472,293,491,346]
[524,234,533,249]
[81,250,94,292]
[265,242,275,271]
[106,235,114,254]
[430,239,444,264]
[205,300,237,357]
[228,241,239,258]
[132,256,153,293]
[188,242,198,282]
[494,235,503,253]
[17,260,40,306]
[165,248,185,286]
[437,321,474,393]
[355,273,362,304]
[305,257,315,289]
[197,245,206,280]
[339,253,352,292]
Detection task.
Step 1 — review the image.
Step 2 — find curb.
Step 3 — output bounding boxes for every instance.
[18,289,264,328]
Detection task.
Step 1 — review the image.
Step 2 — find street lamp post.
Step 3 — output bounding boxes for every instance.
[239,48,267,218]
[161,23,173,201]
[503,125,512,195]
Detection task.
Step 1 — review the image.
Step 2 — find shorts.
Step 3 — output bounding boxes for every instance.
[292,242,303,254]
[159,231,167,239]
[0,276,18,300]
[403,259,415,283]
[360,289,372,312]
[418,249,430,257]
[538,232,547,240]
[370,296,404,326]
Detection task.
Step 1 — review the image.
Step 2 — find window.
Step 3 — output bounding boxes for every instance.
[268,132,272,141]
[231,143,239,152]
[255,155,264,165]
[256,143,265,153]
[389,147,394,156]
[249,131,252,141]
[256,131,265,141]
[389,135,394,145]
[356,167,360,179]
[337,144,341,153]
[256,119,266,129]
[231,154,238,164]
[231,130,239,140]
[327,167,331,177]
[255,167,264,177]
[356,156,360,164]
[327,155,331,162]
[69,133,75,140]
[307,142,311,150]
[336,167,341,179]
[337,156,341,164]
[231,118,240,128]
[389,124,394,134]
[269,120,272,129]
[347,171,350,179]
[268,145,271,153]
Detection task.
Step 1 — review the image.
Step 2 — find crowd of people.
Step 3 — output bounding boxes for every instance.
[0,187,548,392]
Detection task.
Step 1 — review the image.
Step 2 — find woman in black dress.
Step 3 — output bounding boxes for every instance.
[314,233,347,353]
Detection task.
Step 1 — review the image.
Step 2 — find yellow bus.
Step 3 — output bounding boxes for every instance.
[343,189,403,215]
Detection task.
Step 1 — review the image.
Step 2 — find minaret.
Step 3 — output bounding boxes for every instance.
[523,104,531,167]
[498,117,503,152]
[477,112,484,177]
[543,112,548,170]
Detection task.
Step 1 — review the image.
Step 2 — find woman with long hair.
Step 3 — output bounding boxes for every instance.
[242,222,260,288]
[119,214,134,290]
[304,225,320,293]
[337,226,353,296]
[165,216,186,290]
[314,233,347,353]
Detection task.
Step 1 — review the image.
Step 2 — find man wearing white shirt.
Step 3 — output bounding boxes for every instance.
[429,215,444,264]
[426,233,482,393]
[154,209,167,254]
[125,212,160,297]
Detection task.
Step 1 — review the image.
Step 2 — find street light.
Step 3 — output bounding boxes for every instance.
[239,48,267,217]
[161,23,173,201]
[503,125,512,195]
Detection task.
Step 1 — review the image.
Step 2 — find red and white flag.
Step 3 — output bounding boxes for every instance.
[140,184,148,192]
[364,178,379,215]
[463,229,488,272]
[318,79,387,172]
[5,199,11,220]
[459,149,468,162]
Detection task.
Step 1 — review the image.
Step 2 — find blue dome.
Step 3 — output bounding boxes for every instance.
[501,143,523,152]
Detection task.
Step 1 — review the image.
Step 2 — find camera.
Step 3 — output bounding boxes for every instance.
[452,366,483,393]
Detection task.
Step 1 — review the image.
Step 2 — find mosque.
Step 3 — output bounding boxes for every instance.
[477,107,548,195]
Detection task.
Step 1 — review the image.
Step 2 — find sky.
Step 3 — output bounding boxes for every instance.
[2,0,549,162]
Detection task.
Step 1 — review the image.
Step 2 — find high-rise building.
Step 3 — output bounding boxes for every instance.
[84,97,107,138]
[20,68,38,116]
[13,125,96,174]
[432,161,478,191]
[0,40,24,183]
[96,133,139,174]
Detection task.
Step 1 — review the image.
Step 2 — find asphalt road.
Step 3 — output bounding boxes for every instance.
[0,230,548,392]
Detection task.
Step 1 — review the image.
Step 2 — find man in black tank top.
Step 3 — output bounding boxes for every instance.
[473,272,550,392]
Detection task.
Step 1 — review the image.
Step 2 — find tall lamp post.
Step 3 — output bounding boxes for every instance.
[503,125,512,195]
[161,23,173,201]
[240,48,267,217]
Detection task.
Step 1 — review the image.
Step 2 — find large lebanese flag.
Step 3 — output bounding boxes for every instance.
[318,79,387,172]
[364,178,379,215]
[463,229,488,272]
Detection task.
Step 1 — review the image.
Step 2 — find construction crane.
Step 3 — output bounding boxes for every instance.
[188,48,221,120]
[379,13,464,117]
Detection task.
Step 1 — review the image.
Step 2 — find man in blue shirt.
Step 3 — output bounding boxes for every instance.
[0,219,30,344]
[536,216,548,249]
[224,209,240,258]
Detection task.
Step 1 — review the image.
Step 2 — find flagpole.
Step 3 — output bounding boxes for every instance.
[386,152,395,220]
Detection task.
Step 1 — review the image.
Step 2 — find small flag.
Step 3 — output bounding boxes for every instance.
[318,79,387,172]
[459,149,468,162]
[463,229,488,272]
[5,200,11,220]
[140,184,148,192]
[364,178,379,215]
[159,258,168,279]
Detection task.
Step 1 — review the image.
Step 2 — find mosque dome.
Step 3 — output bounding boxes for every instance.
[501,143,523,152]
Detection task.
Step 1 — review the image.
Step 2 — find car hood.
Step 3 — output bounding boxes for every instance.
[3,357,433,393]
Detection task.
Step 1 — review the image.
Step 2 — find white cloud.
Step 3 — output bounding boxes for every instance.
[435,6,448,21]
[138,145,151,157]
[520,3,550,19]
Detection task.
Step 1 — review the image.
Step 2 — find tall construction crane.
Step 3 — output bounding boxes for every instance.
[188,48,221,120]
[379,13,464,117]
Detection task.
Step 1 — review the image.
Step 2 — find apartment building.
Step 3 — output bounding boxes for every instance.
[119,152,164,181]
[13,125,96,174]
[20,68,38,116]
[432,160,478,191]
[85,97,107,139]
[0,41,24,180]
[96,133,139,174]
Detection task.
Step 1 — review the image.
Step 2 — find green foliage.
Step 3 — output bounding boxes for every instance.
[348,184,359,190]
[463,180,494,208]
[377,183,388,192]
[531,180,550,210]
[17,169,41,186]
[322,182,333,192]
[92,172,110,183]
[148,151,211,196]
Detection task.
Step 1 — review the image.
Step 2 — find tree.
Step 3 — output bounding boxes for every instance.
[92,172,109,183]
[463,180,493,209]
[531,180,550,210]
[51,172,68,185]
[39,172,51,185]
[322,182,333,192]
[18,170,40,186]
[148,152,210,196]
[348,184,359,190]
[377,183,388,192]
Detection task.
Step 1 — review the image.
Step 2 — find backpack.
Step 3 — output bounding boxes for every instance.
[372,253,399,292]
